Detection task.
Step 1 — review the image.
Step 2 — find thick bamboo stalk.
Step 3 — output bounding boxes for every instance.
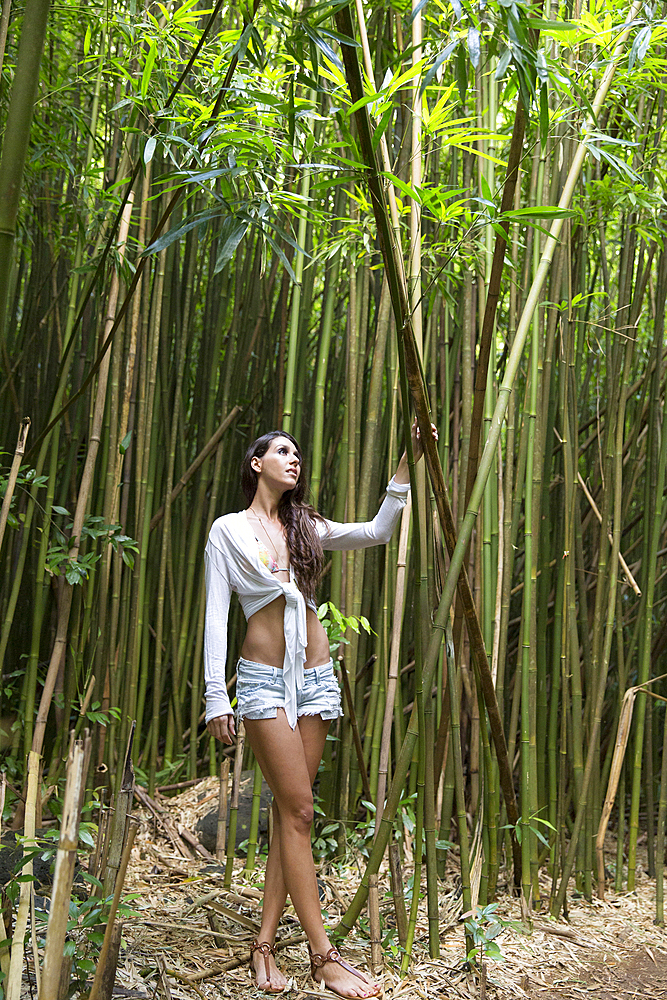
[335,0,522,880]
[6,751,39,1000]
[0,0,11,80]
[0,0,51,339]
[282,165,310,432]
[40,737,87,1000]
[31,198,133,758]
[104,723,136,894]
[88,823,138,1000]
[225,721,245,888]
[376,500,411,822]
[244,758,263,873]
[216,758,231,861]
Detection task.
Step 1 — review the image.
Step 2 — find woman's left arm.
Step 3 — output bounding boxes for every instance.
[318,420,436,550]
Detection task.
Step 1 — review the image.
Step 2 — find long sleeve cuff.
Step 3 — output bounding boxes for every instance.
[386,476,410,499]
[205,689,233,723]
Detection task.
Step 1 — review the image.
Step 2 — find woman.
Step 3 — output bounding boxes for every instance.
[205,422,430,996]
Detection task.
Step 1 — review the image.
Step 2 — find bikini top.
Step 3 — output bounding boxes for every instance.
[255,536,289,574]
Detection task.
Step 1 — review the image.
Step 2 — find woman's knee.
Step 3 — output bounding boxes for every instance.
[278,793,314,833]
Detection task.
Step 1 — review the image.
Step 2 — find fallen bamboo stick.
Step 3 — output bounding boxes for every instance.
[570,462,641,595]
[596,671,667,898]
[204,900,260,933]
[149,406,241,531]
[171,932,308,983]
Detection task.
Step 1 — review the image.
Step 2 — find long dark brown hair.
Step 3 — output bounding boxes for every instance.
[241,431,324,605]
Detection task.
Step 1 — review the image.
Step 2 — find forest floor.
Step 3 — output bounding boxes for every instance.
[118,776,667,1000]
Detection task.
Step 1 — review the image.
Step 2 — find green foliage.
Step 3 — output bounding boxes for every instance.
[0,462,47,530]
[46,515,139,585]
[502,812,557,849]
[464,903,506,965]
[317,601,372,656]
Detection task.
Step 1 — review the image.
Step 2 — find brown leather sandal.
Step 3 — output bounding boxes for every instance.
[308,945,380,998]
[249,939,285,994]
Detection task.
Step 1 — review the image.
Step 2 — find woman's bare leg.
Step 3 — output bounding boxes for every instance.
[245,711,379,998]
[249,715,328,988]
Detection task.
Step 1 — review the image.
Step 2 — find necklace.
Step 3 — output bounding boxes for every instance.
[248,507,286,567]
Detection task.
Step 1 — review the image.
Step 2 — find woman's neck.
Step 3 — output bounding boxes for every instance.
[249,483,282,521]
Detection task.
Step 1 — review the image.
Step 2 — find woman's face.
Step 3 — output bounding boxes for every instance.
[251,437,301,493]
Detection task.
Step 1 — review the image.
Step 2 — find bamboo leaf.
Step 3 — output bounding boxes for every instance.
[628,24,651,69]
[456,44,467,103]
[143,135,157,165]
[528,18,577,31]
[409,0,429,24]
[260,230,299,283]
[539,83,549,145]
[468,26,481,69]
[503,206,578,219]
[302,24,344,72]
[372,105,394,151]
[142,208,222,255]
[380,171,422,203]
[347,91,385,117]
[214,217,249,273]
[421,41,458,93]
[140,40,157,99]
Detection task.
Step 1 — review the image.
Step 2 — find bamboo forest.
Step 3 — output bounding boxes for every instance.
[2,0,667,994]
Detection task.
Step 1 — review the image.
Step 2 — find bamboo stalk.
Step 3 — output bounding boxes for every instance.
[0,416,29,555]
[104,722,136,895]
[576,471,641,595]
[31,197,133,758]
[88,823,138,1000]
[149,406,241,531]
[376,497,411,822]
[6,751,39,1000]
[335,1,522,878]
[216,758,231,861]
[244,757,263,873]
[40,736,87,1000]
[225,721,245,888]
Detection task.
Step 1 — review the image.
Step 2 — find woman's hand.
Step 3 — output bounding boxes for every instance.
[395,418,438,483]
[207,714,236,744]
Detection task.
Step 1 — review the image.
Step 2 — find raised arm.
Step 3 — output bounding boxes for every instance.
[318,420,436,551]
[318,478,410,550]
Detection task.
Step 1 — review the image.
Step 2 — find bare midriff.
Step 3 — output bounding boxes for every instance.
[240,594,330,669]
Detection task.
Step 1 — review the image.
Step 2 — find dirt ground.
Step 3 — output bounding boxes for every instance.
[118,777,667,1000]
[535,947,667,999]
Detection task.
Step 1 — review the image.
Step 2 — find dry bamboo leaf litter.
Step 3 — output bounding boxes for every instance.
[111,780,667,1000]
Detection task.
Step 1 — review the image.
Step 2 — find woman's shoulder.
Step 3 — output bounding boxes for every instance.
[207,511,248,545]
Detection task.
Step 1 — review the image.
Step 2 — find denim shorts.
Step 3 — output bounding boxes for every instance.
[235,657,343,723]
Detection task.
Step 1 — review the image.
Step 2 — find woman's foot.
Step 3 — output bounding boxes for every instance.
[250,940,288,993]
[309,945,381,999]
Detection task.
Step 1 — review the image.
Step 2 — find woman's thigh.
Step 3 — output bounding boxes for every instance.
[297,714,330,784]
[244,711,329,811]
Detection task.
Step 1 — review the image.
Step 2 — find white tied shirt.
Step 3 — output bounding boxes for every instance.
[204,477,410,730]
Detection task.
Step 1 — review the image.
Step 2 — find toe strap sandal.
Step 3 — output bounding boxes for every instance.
[250,939,284,994]
[308,945,380,997]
